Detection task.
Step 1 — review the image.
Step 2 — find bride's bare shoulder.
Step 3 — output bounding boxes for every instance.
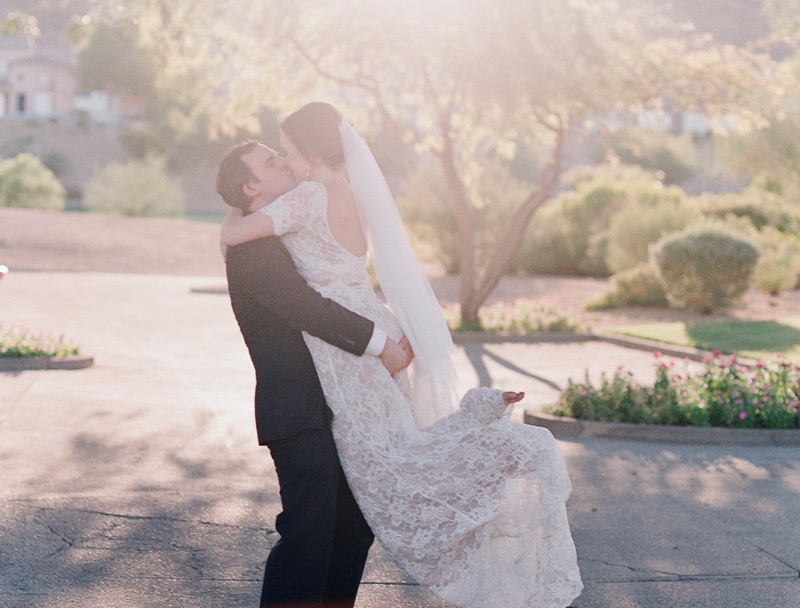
[322,179,357,209]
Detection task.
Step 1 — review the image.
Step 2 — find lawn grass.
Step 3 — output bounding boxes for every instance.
[605,316,800,362]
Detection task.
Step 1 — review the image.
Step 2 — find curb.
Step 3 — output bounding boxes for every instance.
[452,330,759,365]
[525,411,800,446]
[190,285,228,295]
[0,355,94,371]
[452,331,594,344]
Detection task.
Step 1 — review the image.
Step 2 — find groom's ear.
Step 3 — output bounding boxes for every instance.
[242,181,259,198]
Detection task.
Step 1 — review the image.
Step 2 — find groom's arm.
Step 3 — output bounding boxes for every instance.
[227,237,381,357]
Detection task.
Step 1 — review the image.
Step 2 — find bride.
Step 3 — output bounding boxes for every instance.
[221,102,582,608]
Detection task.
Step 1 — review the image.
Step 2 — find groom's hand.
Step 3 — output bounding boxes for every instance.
[380,338,414,377]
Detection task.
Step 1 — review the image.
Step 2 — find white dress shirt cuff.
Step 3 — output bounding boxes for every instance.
[365,327,387,356]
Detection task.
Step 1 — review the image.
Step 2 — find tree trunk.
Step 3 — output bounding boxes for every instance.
[459,129,565,323]
[437,135,479,324]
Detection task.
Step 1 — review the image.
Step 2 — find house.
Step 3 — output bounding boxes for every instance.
[0,34,146,124]
[0,35,76,119]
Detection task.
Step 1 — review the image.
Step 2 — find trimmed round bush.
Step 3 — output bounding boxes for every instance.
[0,153,66,210]
[83,156,184,217]
[651,223,760,313]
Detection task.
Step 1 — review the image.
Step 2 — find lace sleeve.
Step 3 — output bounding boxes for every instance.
[258,181,319,236]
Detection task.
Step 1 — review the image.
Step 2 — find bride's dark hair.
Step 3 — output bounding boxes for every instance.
[281,102,345,169]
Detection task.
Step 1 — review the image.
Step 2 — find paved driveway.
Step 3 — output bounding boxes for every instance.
[1,272,798,607]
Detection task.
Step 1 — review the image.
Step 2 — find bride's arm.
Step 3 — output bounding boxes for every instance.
[220,207,276,246]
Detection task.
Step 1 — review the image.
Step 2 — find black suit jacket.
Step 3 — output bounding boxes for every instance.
[225,236,375,444]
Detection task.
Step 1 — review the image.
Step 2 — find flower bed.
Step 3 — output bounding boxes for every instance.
[550,351,800,429]
[0,324,80,358]
[443,299,582,333]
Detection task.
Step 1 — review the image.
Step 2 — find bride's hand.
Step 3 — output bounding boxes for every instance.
[399,336,414,364]
[502,391,525,406]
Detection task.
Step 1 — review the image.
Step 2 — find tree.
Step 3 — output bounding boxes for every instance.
[75,20,156,97]
[87,0,785,323]
[764,0,800,47]
[0,11,41,38]
[278,0,782,322]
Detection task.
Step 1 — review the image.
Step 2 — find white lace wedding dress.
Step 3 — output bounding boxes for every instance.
[264,180,583,608]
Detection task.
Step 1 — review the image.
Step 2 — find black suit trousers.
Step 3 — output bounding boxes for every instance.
[261,428,374,608]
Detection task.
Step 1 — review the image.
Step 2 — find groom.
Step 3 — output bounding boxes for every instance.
[216,140,411,608]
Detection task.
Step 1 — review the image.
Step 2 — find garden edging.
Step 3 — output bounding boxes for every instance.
[0,355,94,371]
[525,410,800,446]
[452,330,730,359]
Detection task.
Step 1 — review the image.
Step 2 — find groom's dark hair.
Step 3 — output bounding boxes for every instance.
[216,140,260,210]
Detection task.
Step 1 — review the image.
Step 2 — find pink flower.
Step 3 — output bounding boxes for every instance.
[739,411,748,420]
[712,350,722,356]
[702,355,712,364]
[653,351,663,358]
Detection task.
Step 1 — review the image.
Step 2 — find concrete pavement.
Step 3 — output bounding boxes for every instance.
[1,271,798,607]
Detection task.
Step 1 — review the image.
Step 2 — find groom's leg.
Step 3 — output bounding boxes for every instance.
[321,468,374,607]
[260,428,343,608]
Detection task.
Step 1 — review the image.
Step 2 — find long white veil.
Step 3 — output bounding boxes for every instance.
[339,121,459,429]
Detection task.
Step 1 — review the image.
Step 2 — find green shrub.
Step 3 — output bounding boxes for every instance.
[442,299,582,333]
[83,156,184,217]
[754,228,800,295]
[651,222,760,313]
[586,263,668,310]
[604,199,699,273]
[513,163,689,277]
[698,188,800,234]
[0,153,66,210]
[514,180,620,276]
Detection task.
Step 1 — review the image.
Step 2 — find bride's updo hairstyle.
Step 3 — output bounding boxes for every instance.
[281,102,345,169]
